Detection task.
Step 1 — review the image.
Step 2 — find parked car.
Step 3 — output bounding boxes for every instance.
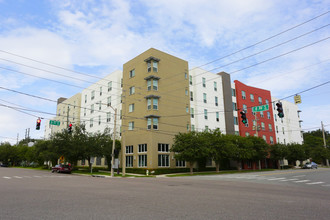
[0,163,8,167]
[303,162,318,169]
[51,164,72,173]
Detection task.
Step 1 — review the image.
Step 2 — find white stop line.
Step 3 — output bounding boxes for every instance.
[306,182,324,185]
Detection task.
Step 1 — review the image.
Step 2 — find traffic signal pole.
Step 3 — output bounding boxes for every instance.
[321,121,330,167]
[110,107,117,177]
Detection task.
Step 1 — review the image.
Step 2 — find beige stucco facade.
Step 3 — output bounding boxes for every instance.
[122,48,190,169]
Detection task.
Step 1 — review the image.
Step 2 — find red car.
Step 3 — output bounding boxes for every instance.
[51,164,72,174]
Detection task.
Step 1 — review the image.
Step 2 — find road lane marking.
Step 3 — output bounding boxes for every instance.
[294,180,310,183]
[3,176,11,179]
[292,175,306,178]
[13,176,23,178]
[280,178,299,182]
[306,182,324,185]
[267,178,286,181]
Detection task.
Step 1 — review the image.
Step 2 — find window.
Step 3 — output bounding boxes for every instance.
[232,102,237,111]
[191,124,195,131]
[153,118,158,130]
[262,135,267,141]
[147,61,151,72]
[253,120,256,127]
[190,91,193,101]
[153,79,158,90]
[260,111,264,118]
[276,125,278,133]
[205,126,209,131]
[202,77,206,87]
[269,124,272,131]
[147,118,151,129]
[126,145,133,154]
[216,112,219,122]
[147,118,158,130]
[85,95,87,103]
[96,157,101,165]
[245,119,249,127]
[214,82,217,91]
[129,86,135,95]
[147,99,151,110]
[153,61,158,72]
[270,136,274,144]
[107,112,111,122]
[250,94,254,102]
[245,132,249,137]
[90,118,93,127]
[215,96,218,106]
[203,93,207,103]
[100,87,102,96]
[98,115,101,125]
[91,104,94,114]
[187,124,190,131]
[91,91,95,100]
[204,109,208,120]
[158,143,169,152]
[126,156,133,167]
[267,111,271,119]
[153,98,158,110]
[191,108,194,118]
[185,72,188,79]
[176,160,186,167]
[234,117,238,125]
[139,155,147,167]
[186,106,189,113]
[108,81,112,91]
[129,69,135,78]
[138,144,147,153]
[232,88,236,97]
[282,127,285,134]
[107,96,111,107]
[261,122,265,130]
[258,97,262,105]
[274,114,277,121]
[129,104,134,112]
[81,159,85,166]
[158,154,169,167]
[243,104,247,112]
[189,75,192,85]
[185,88,188,96]
[129,122,134,130]
[84,108,86,116]
[99,102,102,110]
[242,91,246,99]
[147,80,151,91]
[266,99,269,104]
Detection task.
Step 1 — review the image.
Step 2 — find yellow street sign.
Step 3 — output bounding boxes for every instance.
[294,95,301,104]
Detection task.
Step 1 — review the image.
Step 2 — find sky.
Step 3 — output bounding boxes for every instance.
[0,0,329,144]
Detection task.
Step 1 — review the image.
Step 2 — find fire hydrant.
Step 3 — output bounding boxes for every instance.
[146,170,149,176]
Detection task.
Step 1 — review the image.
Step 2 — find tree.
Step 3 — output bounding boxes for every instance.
[286,143,307,166]
[269,143,288,168]
[227,135,254,170]
[246,136,269,170]
[171,131,209,174]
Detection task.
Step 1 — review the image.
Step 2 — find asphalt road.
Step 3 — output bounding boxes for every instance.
[1,168,330,220]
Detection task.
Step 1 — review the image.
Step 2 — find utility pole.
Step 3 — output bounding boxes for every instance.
[67,106,70,127]
[321,121,329,166]
[111,108,117,177]
[254,113,261,170]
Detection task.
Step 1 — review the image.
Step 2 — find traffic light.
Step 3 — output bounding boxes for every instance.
[276,102,284,118]
[68,123,72,133]
[36,118,41,130]
[240,111,247,124]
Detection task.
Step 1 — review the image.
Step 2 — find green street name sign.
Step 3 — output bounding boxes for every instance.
[49,120,60,126]
[252,104,269,112]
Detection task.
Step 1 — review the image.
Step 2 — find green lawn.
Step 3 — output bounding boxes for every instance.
[166,169,275,177]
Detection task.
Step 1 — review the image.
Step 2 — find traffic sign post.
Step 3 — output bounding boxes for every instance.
[252,104,269,112]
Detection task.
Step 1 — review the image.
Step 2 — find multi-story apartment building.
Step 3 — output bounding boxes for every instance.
[44,93,81,139]
[271,98,303,145]
[80,70,122,135]
[189,68,235,135]
[122,48,190,169]
[234,80,277,145]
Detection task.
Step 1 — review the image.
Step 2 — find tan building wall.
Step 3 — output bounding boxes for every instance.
[122,48,190,169]
[50,93,81,135]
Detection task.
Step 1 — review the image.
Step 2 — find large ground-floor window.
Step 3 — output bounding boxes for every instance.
[126,156,133,167]
[158,154,169,167]
[139,155,147,167]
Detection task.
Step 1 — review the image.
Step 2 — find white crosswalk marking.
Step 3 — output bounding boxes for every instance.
[13,176,23,178]
[3,176,11,179]
[294,180,310,183]
[306,182,324,185]
[280,178,299,182]
[267,178,286,181]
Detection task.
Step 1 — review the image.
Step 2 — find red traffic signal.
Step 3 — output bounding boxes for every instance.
[36,118,41,130]
[68,123,73,133]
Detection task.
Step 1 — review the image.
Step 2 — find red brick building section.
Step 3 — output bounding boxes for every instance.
[234,80,276,145]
